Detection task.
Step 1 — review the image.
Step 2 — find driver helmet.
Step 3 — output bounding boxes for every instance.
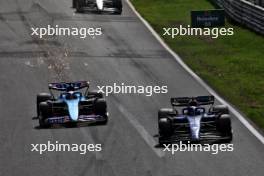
[66,91,76,100]
[187,106,196,116]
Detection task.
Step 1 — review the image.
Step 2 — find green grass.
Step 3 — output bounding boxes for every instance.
[131,0,264,130]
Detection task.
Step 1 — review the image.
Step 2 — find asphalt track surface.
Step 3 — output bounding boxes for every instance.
[0,0,264,176]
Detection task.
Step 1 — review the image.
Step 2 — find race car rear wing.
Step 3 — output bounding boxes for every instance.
[171,96,215,107]
[48,81,89,91]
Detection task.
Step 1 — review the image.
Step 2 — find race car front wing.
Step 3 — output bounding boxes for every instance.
[45,114,107,124]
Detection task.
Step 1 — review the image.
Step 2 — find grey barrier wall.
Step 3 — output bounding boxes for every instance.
[246,0,264,7]
[212,0,264,35]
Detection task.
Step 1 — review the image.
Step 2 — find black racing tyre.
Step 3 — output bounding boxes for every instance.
[39,114,49,128]
[113,7,122,15]
[37,93,51,117]
[39,102,51,128]
[97,117,108,125]
[87,90,103,99]
[113,0,122,8]
[76,0,84,12]
[114,9,122,15]
[94,98,108,125]
[72,0,77,8]
[216,114,232,137]
[158,108,176,120]
[113,0,122,14]
[94,98,107,115]
[212,105,229,115]
[159,118,173,137]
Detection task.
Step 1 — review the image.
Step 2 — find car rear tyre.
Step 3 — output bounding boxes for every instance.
[159,118,173,137]
[37,93,51,117]
[212,105,229,115]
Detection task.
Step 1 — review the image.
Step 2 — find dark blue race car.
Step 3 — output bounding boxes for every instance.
[158,96,233,144]
[73,0,122,14]
[36,81,108,128]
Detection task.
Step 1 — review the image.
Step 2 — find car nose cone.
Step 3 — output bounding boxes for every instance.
[187,115,202,141]
[65,99,79,121]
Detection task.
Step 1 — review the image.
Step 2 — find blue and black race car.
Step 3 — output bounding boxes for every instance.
[158,96,233,144]
[36,81,108,128]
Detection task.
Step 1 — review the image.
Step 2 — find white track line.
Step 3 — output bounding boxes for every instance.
[115,102,165,158]
[126,0,264,145]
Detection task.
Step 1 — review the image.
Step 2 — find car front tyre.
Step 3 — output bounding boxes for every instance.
[72,0,77,8]
[216,114,233,142]
[159,118,173,137]
[113,0,122,14]
[39,102,51,128]
[76,0,84,13]
[94,98,108,125]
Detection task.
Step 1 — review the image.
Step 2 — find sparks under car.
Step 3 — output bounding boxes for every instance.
[158,96,233,144]
[73,0,122,14]
[36,81,108,128]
